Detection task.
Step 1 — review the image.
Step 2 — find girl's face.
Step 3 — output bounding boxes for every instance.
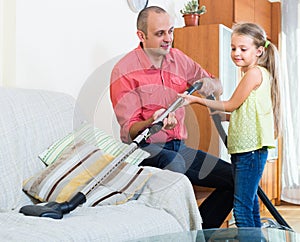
[231,33,263,72]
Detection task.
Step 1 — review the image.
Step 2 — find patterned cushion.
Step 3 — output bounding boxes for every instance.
[23,140,152,206]
[39,123,149,166]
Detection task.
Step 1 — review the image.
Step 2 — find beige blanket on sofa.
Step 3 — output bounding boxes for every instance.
[0,87,202,241]
[0,168,201,242]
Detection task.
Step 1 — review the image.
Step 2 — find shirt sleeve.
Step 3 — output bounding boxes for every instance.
[110,67,142,143]
[175,48,214,86]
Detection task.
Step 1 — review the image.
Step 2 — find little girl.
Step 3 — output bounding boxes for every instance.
[179,22,281,228]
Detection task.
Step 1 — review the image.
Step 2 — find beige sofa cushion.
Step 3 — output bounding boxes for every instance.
[38,123,149,166]
[23,140,151,206]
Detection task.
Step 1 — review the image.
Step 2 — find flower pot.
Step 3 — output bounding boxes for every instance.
[183,14,200,27]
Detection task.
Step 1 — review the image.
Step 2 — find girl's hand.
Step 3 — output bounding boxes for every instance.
[178,93,201,106]
[210,110,230,121]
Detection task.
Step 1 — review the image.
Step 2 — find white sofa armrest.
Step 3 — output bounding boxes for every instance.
[138,167,202,231]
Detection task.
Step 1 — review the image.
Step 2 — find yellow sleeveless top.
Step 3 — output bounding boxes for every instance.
[228,66,275,154]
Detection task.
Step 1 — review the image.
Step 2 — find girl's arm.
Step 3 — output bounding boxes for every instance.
[180,67,262,112]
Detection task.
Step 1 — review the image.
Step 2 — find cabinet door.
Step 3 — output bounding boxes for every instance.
[199,0,272,39]
[271,2,281,47]
[174,24,238,159]
[218,25,238,162]
[174,23,280,203]
[200,0,234,27]
[199,0,254,28]
[174,25,220,155]
[234,0,255,23]
[254,0,272,38]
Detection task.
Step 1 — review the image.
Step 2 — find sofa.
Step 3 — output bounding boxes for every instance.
[0,87,202,241]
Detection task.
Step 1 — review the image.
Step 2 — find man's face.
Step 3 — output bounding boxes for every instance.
[140,12,174,57]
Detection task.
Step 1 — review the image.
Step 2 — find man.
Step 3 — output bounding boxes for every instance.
[110,6,233,229]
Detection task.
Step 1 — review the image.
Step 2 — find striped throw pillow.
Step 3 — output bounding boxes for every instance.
[23,140,152,206]
[39,123,149,166]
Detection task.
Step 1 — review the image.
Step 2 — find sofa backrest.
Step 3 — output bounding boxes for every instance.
[0,87,84,210]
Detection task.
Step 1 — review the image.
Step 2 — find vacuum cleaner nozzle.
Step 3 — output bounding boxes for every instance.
[19,202,63,219]
[19,192,86,219]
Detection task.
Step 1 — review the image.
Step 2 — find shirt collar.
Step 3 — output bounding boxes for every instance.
[135,43,175,70]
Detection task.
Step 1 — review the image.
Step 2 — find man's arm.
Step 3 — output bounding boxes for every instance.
[110,68,142,143]
[129,118,154,141]
[129,109,178,140]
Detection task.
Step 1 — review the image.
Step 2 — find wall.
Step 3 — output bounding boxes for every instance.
[0,0,187,137]
[0,0,16,86]
[1,0,186,97]
[0,0,2,86]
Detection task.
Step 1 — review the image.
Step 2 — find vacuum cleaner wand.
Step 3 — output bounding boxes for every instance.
[206,94,227,146]
[153,81,203,124]
[19,81,203,219]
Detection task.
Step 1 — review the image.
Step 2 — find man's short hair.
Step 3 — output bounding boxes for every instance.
[137,6,167,36]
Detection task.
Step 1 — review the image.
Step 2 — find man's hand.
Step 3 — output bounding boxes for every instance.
[129,108,178,140]
[197,77,223,97]
[153,109,178,130]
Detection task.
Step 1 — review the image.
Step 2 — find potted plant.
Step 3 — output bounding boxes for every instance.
[180,0,207,27]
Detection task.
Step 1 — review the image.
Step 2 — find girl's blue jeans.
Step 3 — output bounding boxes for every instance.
[231,147,268,228]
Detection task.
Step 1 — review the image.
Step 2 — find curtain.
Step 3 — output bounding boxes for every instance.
[280,0,300,204]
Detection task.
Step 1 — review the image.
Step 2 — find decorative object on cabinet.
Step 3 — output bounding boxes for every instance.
[127,0,148,13]
[180,0,207,26]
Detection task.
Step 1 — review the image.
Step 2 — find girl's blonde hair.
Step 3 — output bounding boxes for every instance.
[232,22,282,138]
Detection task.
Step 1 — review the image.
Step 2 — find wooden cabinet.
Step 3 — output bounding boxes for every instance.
[254,0,272,38]
[271,2,281,48]
[199,0,254,28]
[174,24,237,160]
[174,23,282,211]
[260,138,283,209]
[174,24,236,227]
[260,159,278,208]
[199,0,280,44]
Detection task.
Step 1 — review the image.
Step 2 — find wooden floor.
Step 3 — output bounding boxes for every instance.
[260,202,300,233]
[194,187,300,233]
[227,202,300,233]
